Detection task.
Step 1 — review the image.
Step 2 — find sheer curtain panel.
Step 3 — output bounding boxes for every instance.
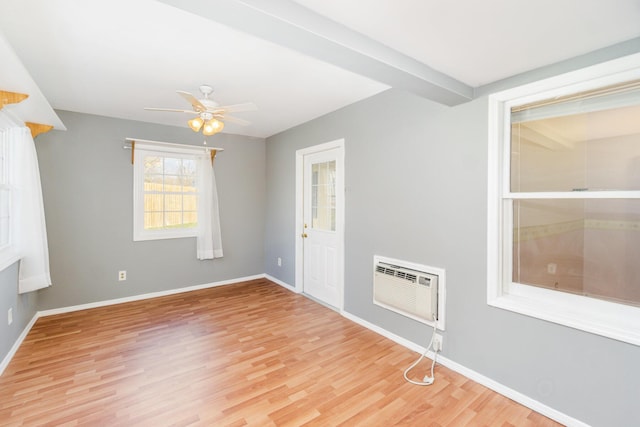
[197,153,223,260]
[0,114,52,293]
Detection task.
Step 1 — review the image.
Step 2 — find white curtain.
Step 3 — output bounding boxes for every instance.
[196,153,223,260]
[12,124,51,293]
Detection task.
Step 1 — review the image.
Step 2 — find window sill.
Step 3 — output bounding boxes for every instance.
[133,230,197,242]
[489,283,640,346]
[0,251,20,273]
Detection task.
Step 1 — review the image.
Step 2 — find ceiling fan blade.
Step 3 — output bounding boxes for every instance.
[177,90,206,112]
[214,114,251,126]
[144,107,198,114]
[214,102,257,113]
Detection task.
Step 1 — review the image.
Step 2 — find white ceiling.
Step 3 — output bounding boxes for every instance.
[1,0,639,138]
[293,0,640,87]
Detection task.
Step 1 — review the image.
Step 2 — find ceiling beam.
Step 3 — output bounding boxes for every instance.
[157,0,474,106]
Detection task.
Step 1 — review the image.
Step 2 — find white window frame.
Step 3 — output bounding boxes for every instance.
[0,128,20,271]
[133,144,203,242]
[487,53,640,346]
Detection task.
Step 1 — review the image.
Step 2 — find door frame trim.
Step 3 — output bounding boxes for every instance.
[295,139,345,310]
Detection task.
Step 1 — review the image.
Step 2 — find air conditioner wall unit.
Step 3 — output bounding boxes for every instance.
[373,256,445,328]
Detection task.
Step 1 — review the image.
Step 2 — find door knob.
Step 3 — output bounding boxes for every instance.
[301,233,308,238]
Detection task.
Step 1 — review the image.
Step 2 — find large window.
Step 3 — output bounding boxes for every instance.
[133,146,200,241]
[488,55,640,345]
[0,127,17,270]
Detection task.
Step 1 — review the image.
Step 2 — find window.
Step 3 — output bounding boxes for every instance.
[0,127,19,271]
[0,130,14,263]
[133,145,201,241]
[0,132,11,248]
[488,54,640,345]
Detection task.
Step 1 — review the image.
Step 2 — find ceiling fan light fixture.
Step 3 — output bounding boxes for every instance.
[145,85,250,135]
[203,118,224,136]
[188,117,204,132]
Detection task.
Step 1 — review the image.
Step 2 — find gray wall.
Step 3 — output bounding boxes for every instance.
[35,111,266,310]
[0,262,38,365]
[263,88,640,426]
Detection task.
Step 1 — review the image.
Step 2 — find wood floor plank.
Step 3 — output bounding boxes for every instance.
[0,279,563,426]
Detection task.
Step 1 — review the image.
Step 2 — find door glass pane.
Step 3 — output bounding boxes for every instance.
[311,160,336,231]
[513,198,640,307]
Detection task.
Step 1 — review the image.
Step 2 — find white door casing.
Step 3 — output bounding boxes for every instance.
[295,140,344,310]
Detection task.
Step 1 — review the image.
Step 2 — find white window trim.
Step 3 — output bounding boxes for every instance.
[132,143,206,242]
[487,53,640,346]
[0,127,20,271]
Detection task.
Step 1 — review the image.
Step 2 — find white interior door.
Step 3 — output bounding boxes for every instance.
[301,146,343,308]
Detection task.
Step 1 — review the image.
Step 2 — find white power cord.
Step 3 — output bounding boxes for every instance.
[403,321,439,386]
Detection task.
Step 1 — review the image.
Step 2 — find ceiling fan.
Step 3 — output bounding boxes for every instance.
[144,85,256,136]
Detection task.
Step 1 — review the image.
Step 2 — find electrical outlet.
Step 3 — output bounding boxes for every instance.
[8,307,13,325]
[277,257,282,267]
[433,334,443,352]
[118,270,127,281]
[547,263,557,274]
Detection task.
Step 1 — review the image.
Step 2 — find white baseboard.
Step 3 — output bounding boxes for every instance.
[340,310,588,427]
[2,275,267,376]
[38,274,265,317]
[1,275,587,427]
[0,312,39,376]
[264,274,297,293]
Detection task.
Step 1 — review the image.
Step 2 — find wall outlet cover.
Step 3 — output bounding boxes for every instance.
[433,333,443,352]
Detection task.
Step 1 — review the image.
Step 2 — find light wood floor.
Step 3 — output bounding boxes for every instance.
[0,279,562,426]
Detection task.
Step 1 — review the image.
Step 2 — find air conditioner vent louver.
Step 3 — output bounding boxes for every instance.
[373,260,439,324]
[375,265,417,282]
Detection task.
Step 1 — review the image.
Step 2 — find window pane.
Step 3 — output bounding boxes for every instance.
[183,195,197,211]
[138,153,199,235]
[511,82,640,192]
[0,217,8,247]
[144,194,163,212]
[311,160,336,231]
[164,194,182,211]
[513,198,640,307]
[183,211,197,227]
[0,188,9,217]
[144,212,163,230]
[182,159,196,176]
[164,157,181,175]
[144,156,162,174]
[182,176,196,192]
[144,174,163,192]
[165,211,182,227]
[0,192,8,247]
[164,175,181,191]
